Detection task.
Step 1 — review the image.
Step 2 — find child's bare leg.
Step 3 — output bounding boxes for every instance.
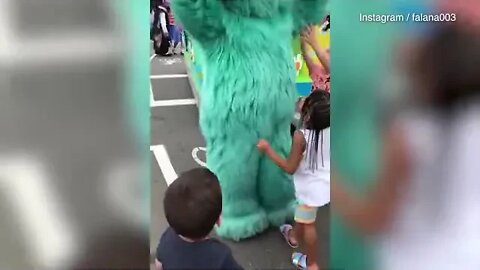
[303,223,319,270]
[295,205,319,270]
[292,222,303,247]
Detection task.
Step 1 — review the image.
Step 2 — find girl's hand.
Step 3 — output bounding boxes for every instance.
[301,24,317,47]
[257,139,271,153]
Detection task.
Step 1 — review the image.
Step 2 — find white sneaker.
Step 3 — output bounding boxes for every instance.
[166,45,174,55]
[174,44,183,55]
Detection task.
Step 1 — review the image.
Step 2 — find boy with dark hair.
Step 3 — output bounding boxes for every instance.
[155,168,243,270]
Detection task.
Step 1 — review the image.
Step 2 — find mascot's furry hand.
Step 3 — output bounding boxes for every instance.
[171,0,328,241]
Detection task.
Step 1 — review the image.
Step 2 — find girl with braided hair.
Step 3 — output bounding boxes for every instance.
[258,90,330,270]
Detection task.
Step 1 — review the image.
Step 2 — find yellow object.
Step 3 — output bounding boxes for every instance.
[303,26,330,67]
[295,25,330,82]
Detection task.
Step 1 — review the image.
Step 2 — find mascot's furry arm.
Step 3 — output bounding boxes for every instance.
[292,0,328,34]
[170,0,226,42]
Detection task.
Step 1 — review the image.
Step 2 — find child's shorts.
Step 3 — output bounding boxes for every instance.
[294,203,318,224]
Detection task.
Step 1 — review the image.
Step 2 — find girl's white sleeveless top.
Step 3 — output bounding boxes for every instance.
[293,128,330,207]
[377,106,480,270]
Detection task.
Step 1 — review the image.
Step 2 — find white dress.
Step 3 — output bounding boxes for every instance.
[377,105,480,270]
[293,128,330,207]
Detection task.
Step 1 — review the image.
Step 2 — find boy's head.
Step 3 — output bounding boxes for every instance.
[164,168,222,240]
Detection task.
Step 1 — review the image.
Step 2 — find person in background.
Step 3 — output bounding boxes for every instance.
[292,19,330,136]
[301,24,330,93]
[151,0,172,56]
[165,1,183,55]
[155,168,243,270]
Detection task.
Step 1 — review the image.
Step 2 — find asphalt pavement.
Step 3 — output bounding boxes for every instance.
[150,54,329,269]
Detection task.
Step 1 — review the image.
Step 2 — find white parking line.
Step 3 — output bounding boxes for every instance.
[151,74,188,79]
[149,56,192,107]
[150,145,178,186]
[192,147,207,167]
[151,98,197,107]
[150,54,156,103]
[150,83,155,103]
[0,155,77,269]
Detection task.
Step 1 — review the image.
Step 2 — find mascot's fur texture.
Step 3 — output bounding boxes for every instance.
[172,0,328,240]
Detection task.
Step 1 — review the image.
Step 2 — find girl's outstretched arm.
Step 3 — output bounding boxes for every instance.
[332,124,410,235]
[257,131,305,175]
[170,0,226,43]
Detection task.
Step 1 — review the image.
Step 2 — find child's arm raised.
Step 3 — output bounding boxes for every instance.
[170,0,226,43]
[332,124,410,234]
[257,131,305,175]
[302,25,330,73]
[300,37,317,75]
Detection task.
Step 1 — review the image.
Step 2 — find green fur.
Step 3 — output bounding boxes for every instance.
[172,0,328,240]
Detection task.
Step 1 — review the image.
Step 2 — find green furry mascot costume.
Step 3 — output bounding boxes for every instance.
[172,0,328,240]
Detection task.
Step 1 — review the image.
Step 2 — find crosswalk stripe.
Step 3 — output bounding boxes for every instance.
[0,155,77,268]
[150,98,196,107]
[150,83,155,103]
[150,74,188,79]
[150,145,177,186]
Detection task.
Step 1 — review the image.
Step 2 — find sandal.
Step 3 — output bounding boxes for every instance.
[279,224,299,248]
[292,252,307,270]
